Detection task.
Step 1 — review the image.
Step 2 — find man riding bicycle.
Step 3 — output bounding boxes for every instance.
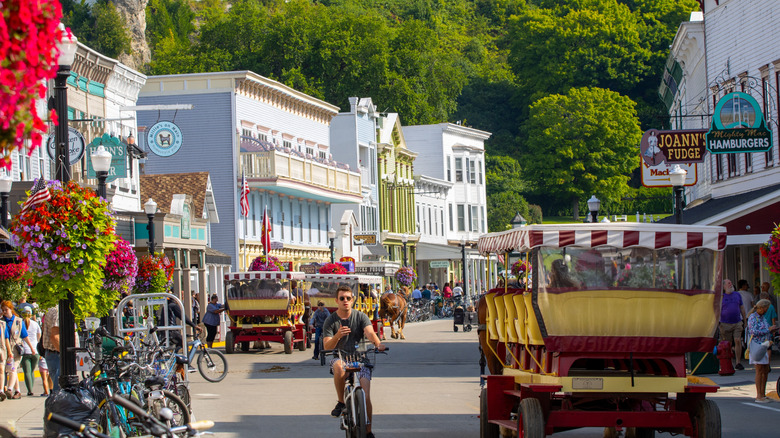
[323,286,386,438]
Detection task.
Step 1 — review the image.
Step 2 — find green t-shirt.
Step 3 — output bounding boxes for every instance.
[322,311,371,353]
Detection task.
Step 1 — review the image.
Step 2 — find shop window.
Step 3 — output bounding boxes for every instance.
[455,158,463,182]
[457,204,465,232]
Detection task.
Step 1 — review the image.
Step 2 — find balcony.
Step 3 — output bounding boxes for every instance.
[240,136,362,204]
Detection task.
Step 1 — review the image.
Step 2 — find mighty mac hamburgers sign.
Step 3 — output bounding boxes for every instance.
[706,92,772,154]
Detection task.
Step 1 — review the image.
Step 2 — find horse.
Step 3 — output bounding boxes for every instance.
[477,293,503,375]
[379,292,407,340]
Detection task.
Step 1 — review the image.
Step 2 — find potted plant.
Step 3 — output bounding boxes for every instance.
[102,237,137,296]
[319,263,347,274]
[134,253,174,294]
[395,266,417,287]
[249,255,283,271]
[0,262,28,303]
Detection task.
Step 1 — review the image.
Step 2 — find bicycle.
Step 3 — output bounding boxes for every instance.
[322,345,389,438]
[184,334,228,383]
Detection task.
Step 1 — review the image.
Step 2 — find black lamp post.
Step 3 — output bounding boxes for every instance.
[54,23,79,389]
[669,165,687,224]
[328,228,336,263]
[145,198,157,254]
[460,237,468,303]
[401,233,409,267]
[0,176,12,229]
[587,195,600,223]
[91,145,111,199]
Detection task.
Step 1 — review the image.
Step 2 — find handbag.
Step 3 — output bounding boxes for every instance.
[13,343,23,356]
[744,334,753,360]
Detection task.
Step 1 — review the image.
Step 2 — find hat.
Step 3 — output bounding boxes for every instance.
[22,307,33,315]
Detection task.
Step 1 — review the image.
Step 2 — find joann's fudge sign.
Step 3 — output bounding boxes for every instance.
[706,92,772,154]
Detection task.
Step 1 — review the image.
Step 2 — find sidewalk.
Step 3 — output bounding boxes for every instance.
[691,351,780,401]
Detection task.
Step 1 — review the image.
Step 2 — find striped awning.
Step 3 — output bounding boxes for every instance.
[477,224,727,254]
[224,271,306,281]
[304,274,384,284]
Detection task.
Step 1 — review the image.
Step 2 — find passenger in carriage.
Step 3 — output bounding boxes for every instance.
[549,259,580,289]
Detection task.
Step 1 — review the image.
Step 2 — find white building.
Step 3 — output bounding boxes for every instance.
[403,123,493,298]
[663,2,780,286]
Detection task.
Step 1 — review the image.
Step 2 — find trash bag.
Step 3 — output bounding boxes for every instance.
[43,385,100,438]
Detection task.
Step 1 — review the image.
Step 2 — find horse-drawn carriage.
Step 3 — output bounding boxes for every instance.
[223,271,308,354]
[477,223,725,437]
[303,273,383,335]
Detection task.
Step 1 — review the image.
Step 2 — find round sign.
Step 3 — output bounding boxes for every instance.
[46,127,86,165]
[712,92,764,130]
[147,121,183,157]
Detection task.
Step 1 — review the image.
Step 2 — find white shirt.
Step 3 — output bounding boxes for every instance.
[452,286,463,297]
[23,319,41,355]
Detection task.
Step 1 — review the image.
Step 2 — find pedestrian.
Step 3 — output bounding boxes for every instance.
[411,286,422,303]
[2,300,35,400]
[760,282,778,310]
[191,291,200,325]
[203,294,225,349]
[736,280,753,311]
[746,299,776,402]
[19,308,40,396]
[719,279,747,370]
[15,295,33,317]
[0,318,7,401]
[442,282,453,299]
[42,306,60,391]
[310,301,330,360]
[38,355,51,397]
[452,282,464,304]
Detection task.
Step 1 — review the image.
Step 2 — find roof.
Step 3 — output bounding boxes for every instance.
[304,274,384,284]
[225,271,306,281]
[205,246,231,266]
[140,172,219,223]
[658,182,780,225]
[477,223,727,254]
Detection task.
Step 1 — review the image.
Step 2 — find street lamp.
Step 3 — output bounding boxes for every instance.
[669,165,688,224]
[587,195,601,223]
[328,228,336,263]
[401,233,409,267]
[54,23,79,390]
[145,198,157,254]
[460,236,468,303]
[91,145,112,199]
[0,175,12,229]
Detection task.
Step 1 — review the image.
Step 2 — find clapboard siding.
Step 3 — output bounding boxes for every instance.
[236,94,330,145]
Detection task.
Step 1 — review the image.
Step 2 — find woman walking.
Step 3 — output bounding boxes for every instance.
[747,299,776,403]
[2,300,35,399]
[203,294,225,349]
[19,308,40,396]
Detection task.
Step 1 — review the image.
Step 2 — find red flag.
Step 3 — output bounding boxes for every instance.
[240,172,250,217]
[261,205,272,253]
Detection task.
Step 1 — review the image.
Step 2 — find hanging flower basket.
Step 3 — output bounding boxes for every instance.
[511,260,531,277]
[319,263,347,274]
[134,253,174,294]
[249,255,283,271]
[395,266,417,287]
[761,223,780,291]
[10,180,116,320]
[103,237,137,295]
[0,262,29,302]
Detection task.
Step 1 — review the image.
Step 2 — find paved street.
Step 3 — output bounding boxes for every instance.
[3,319,780,437]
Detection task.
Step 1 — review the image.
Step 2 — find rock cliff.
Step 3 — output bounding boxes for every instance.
[112,0,150,71]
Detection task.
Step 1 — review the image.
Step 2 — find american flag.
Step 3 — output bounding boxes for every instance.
[240,172,250,217]
[21,178,51,213]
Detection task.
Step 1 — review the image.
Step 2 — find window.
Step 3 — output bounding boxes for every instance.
[727,154,737,177]
[428,207,432,235]
[280,204,285,240]
[478,160,483,185]
[471,205,479,232]
[319,151,327,160]
[446,156,452,181]
[258,133,268,142]
[745,153,753,173]
[449,204,454,231]
[416,205,421,233]
[308,204,312,242]
[306,147,314,156]
[455,158,463,182]
[440,209,445,236]
[252,206,256,236]
[283,140,292,149]
[457,204,465,232]
[469,160,476,184]
[715,155,723,181]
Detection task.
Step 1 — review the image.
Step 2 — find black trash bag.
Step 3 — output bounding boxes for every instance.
[43,385,100,438]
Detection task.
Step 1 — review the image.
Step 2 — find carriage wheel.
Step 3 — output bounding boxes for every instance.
[518,398,544,438]
[626,427,655,438]
[224,331,235,354]
[479,388,499,438]
[454,325,458,332]
[297,339,307,351]
[283,331,294,354]
[692,399,721,437]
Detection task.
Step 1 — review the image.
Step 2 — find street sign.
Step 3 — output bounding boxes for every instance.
[353,233,377,245]
[47,127,86,166]
[706,92,772,154]
[147,121,183,157]
[640,129,707,164]
[86,134,127,183]
[429,261,450,269]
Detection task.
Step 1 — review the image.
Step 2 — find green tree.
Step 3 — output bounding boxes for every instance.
[522,87,641,218]
[146,0,196,51]
[485,154,524,195]
[92,1,132,58]
[487,191,530,232]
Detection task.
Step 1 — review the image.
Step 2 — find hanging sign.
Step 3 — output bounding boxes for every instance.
[147,121,183,157]
[181,203,191,239]
[86,134,127,183]
[430,261,450,269]
[640,129,707,164]
[47,127,86,166]
[353,234,377,245]
[706,92,772,154]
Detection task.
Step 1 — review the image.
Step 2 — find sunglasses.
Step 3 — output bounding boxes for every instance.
[339,296,353,302]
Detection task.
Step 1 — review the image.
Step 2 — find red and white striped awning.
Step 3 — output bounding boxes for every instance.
[477,224,727,254]
[304,274,384,284]
[225,271,306,281]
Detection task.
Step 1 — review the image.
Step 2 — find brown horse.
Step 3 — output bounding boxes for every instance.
[477,294,503,375]
[379,292,407,340]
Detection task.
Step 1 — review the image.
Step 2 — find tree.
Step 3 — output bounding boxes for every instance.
[487,191,530,232]
[485,154,524,195]
[92,1,132,58]
[522,87,641,218]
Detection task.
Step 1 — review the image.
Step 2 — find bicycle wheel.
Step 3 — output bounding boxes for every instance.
[176,382,191,408]
[352,388,367,438]
[197,348,228,382]
[99,400,129,438]
[148,390,191,428]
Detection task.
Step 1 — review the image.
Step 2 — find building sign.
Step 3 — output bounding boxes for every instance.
[47,127,86,166]
[340,256,355,264]
[353,234,377,245]
[429,261,449,269]
[355,264,397,277]
[181,203,191,239]
[640,129,707,164]
[86,134,127,183]
[300,263,320,274]
[706,92,772,154]
[147,121,183,157]
[641,162,697,188]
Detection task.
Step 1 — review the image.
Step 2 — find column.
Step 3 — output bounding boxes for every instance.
[198,249,207,325]
[182,249,193,323]
[172,248,182,298]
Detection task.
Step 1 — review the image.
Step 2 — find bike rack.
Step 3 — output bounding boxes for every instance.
[115,292,189,358]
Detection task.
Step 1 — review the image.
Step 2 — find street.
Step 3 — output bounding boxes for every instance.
[4,319,780,437]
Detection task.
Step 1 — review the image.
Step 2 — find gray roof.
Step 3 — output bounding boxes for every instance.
[659,182,780,225]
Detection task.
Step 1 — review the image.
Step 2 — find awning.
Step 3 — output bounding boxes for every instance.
[354,261,400,277]
[416,242,465,261]
[362,244,389,259]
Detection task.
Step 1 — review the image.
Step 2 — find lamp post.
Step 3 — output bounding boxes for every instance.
[0,175,12,229]
[401,233,409,267]
[145,198,157,254]
[669,165,688,224]
[460,236,468,303]
[587,195,601,223]
[54,23,79,390]
[328,228,336,263]
[91,145,112,199]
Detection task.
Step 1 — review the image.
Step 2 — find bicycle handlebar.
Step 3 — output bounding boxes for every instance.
[46,412,110,438]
